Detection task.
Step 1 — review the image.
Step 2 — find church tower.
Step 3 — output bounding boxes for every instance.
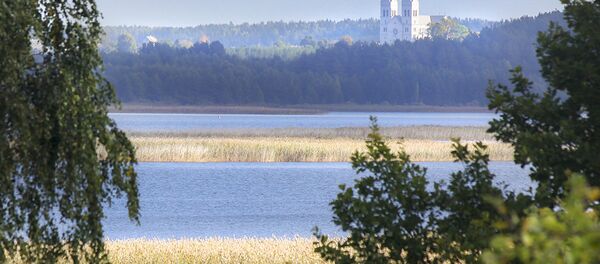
[401,0,419,18]
[401,0,419,41]
[380,0,399,42]
[381,0,399,19]
[380,0,432,44]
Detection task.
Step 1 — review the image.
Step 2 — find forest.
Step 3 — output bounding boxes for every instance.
[101,18,493,51]
[103,12,562,106]
[102,19,380,50]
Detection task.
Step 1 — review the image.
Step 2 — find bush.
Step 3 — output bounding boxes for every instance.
[313,117,437,263]
[487,0,600,206]
[313,118,526,263]
[315,1,600,263]
[483,175,600,264]
[434,140,531,262]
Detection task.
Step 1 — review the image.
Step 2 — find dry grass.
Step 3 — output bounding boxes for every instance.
[128,126,511,163]
[6,238,325,264]
[106,238,324,264]
[131,136,513,163]
[127,126,494,141]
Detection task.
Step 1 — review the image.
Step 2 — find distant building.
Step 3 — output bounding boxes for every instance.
[380,0,445,44]
[146,35,158,44]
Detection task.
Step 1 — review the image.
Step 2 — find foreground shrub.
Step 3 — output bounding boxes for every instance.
[483,175,600,264]
[314,117,437,263]
[316,1,600,263]
[434,140,531,262]
[314,118,524,263]
[487,0,600,206]
[1,1,139,263]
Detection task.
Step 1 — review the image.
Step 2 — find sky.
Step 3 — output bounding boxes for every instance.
[97,0,563,27]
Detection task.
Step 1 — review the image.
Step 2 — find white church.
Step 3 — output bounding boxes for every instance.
[380,0,445,44]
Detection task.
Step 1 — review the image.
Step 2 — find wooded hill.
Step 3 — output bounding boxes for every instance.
[101,18,493,51]
[103,12,563,106]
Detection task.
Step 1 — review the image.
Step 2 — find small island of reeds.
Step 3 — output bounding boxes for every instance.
[128,126,514,163]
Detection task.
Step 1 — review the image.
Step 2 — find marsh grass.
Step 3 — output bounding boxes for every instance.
[131,136,512,162]
[128,126,510,162]
[6,238,325,264]
[128,126,494,141]
[104,238,325,264]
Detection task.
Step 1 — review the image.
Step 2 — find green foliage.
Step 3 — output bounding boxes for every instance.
[102,12,562,106]
[99,18,494,52]
[314,117,437,263]
[117,33,138,53]
[429,18,471,41]
[227,45,317,60]
[486,0,600,207]
[482,174,600,264]
[101,19,380,49]
[434,140,531,262]
[313,119,525,263]
[0,0,139,263]
[316,2,599,263]
[456,18,495,33]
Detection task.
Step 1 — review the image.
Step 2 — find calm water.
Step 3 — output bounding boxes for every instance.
[104,162,531,239]
[110,112,496,132]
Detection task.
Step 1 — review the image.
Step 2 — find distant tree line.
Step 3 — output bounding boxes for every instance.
[102,12,563,106]
[101,17,493,51]
[226,44,318,60]
[101,19,380,51]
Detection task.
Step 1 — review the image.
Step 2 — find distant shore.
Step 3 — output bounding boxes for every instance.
[110,105,326,115]
[110,104,492,115]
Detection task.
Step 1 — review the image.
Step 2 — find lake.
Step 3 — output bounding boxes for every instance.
[110,112,496,132]
[104,162,531,240]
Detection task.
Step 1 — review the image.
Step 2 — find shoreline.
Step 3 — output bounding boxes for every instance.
[111,104,492,115]
[110,105,326,115]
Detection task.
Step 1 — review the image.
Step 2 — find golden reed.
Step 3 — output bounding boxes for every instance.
[130,136,513,163]
[105,238,324,264]
[6,238,325,264]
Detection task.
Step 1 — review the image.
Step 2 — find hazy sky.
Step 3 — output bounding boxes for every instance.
[98,0,563,26]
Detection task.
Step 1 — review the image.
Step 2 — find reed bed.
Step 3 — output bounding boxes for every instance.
[105,238,324,264]
[127,126,494,141]
[131,136,513,162]
[6,238,325,264]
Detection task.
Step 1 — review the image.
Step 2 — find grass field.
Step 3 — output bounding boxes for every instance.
[106,238,323,264]
[129,126,512,163]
